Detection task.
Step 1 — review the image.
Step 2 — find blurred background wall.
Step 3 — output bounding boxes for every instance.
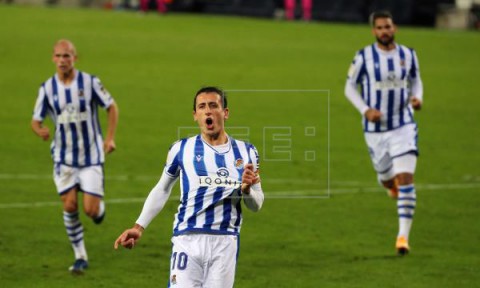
[2,0,480,29]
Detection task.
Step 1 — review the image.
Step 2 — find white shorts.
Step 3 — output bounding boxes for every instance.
[53,164,104,197]
[364,124,418,181]
[169,234,239,288]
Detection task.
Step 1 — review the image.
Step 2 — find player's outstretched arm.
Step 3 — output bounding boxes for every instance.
[114,224,144,250]
[31,120,50,141]
[114,172,177,250]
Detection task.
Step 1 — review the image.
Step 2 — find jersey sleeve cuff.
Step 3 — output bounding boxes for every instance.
[360,106,370,116]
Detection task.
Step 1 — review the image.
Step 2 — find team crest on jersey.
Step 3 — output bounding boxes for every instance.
[171,274,177,285]
[235,159,243,169]
[78,89,84,97]
[195,155,203,162]
[400,59,405,67]
[216,168,230,178]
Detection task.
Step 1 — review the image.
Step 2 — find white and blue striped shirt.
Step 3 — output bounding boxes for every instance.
[32,70,114,167]
[345,43,423,132]
[165,135,260,236]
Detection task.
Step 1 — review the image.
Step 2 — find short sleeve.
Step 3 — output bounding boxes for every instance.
[32,85,49,121]
[164,140,182,178]
[92,77,114,109]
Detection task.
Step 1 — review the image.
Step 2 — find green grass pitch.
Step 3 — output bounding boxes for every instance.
[0,4,479,287]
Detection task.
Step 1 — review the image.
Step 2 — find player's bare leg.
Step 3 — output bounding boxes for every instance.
[83,193,105,224]
[61,187,78,213]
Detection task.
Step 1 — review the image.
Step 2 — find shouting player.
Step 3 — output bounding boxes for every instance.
[115,86,264,287]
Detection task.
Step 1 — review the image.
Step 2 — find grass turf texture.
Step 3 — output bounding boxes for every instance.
[0,4,479,287]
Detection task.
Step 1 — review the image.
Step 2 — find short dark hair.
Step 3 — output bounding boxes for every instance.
[369,11,393,27]
[193,86,227,111]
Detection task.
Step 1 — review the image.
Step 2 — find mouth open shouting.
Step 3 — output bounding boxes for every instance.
[206,117,214,130]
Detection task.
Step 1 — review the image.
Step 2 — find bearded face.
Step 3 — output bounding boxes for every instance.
[372,17,396,48]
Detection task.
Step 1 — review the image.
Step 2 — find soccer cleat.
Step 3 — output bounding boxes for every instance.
[69,259,88,275]
[387,179,399,198]
[396,236,410,256]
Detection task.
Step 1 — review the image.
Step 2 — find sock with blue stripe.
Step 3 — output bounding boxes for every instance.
[397,184,416,239]
[63,211,88,260]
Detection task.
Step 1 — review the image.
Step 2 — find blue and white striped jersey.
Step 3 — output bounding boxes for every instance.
[346,43,423,132]
[32,70,114,167]
[165,135,260,236]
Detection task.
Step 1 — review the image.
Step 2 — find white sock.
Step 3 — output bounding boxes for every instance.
[63,211,88,260]
[98,200,105,217]
[397,184,416,239]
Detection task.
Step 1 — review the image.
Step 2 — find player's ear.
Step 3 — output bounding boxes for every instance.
[193,110,198,121]
[224,108,229,120]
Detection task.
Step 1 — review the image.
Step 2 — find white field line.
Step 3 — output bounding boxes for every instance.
[0,174,331,183]
[2,173,479,188]
[0,182,479,209]
[0,173,351,185]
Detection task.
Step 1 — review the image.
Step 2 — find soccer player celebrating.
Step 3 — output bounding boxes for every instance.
[31,39,119,273]
[114,87,264,287]
[344,11,423,255]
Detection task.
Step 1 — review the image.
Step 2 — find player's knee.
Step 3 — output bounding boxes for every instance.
[63,201,78,213]
[396,173,413,185]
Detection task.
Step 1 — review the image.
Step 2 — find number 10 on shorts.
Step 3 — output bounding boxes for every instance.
[171,252,188,271]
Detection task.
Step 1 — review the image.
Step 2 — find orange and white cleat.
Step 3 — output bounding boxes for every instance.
[396,236,410,255]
